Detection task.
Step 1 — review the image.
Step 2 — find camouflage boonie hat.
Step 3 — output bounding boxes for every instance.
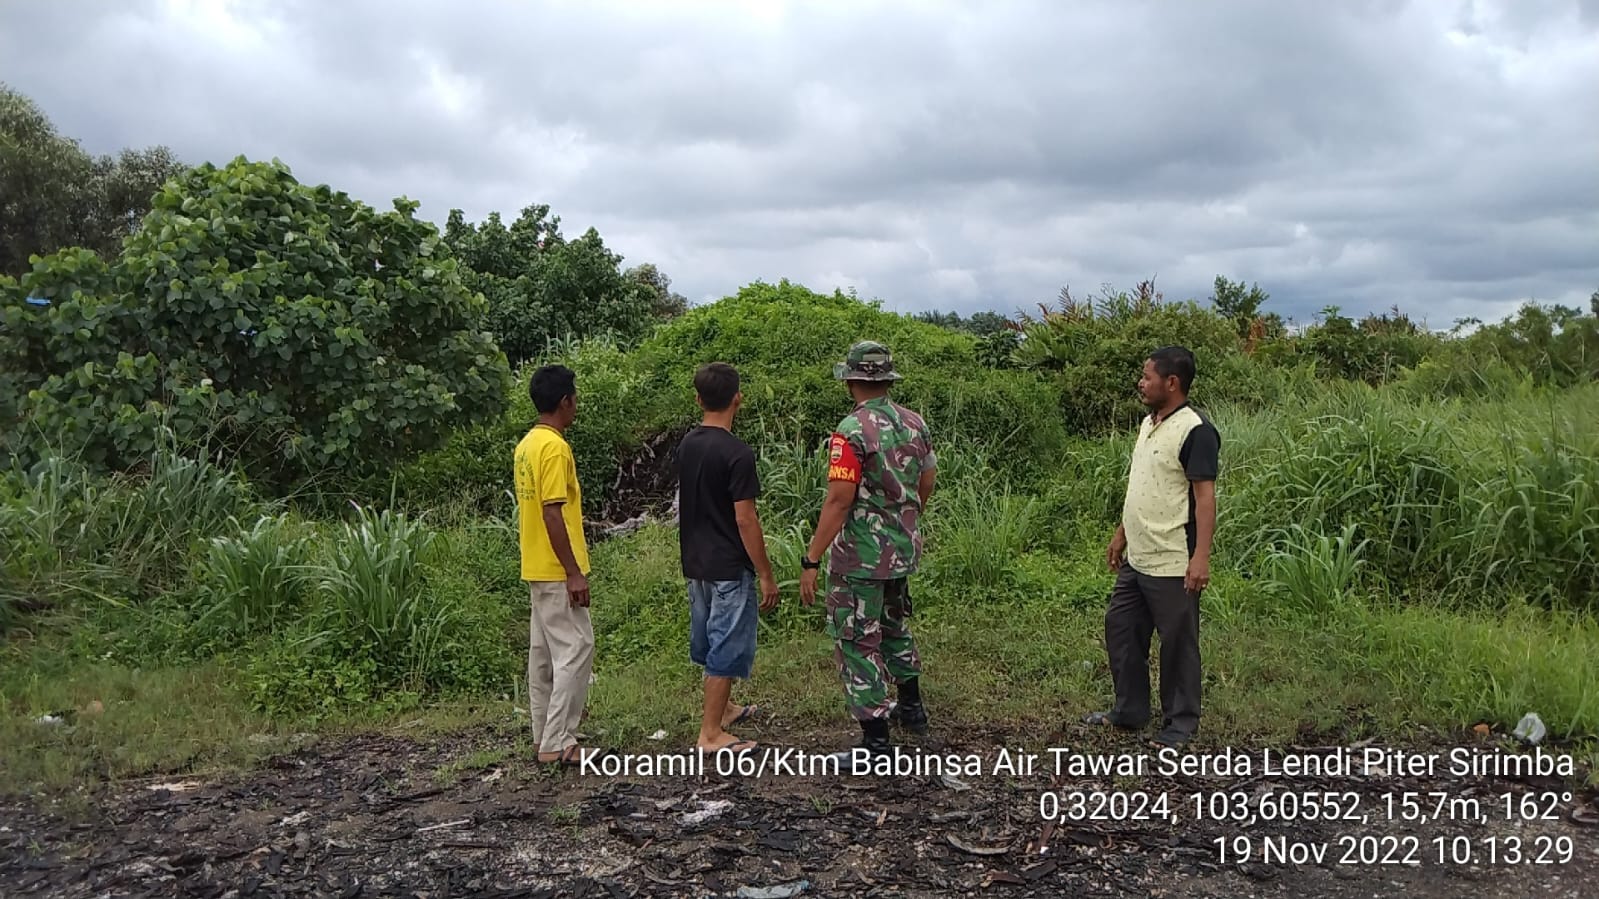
[834,340,903,382]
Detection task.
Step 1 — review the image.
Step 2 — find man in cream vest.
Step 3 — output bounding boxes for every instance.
[1085,346,1220,749]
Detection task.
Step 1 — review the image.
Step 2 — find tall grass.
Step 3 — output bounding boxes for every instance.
[241,506,519,716]
[1453,426,1599,605]
[313,505,454,681]
[926,483,1043,595]
[0,456,116,624]
[1261,522,1369,614]
[0,451,259,627]
[753,436,828,529]
[1214,383,1599,611]
[104,451,258,572]
[193,515,314,639]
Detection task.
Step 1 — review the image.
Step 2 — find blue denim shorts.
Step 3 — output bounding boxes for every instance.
[688,570,758,679]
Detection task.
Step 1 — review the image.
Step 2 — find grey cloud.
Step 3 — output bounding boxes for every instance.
[1,0,1595,326]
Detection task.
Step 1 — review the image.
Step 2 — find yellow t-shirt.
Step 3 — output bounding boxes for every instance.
[514,424,590,582]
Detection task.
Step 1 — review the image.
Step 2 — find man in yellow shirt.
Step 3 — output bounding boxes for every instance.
[514,364,598,766]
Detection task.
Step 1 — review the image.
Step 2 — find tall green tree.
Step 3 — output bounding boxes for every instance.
[443,204,683,364]
[0,84,185,276]
[86,145,187,252]
[1,84,92,275]
[625,262,688,321]
[1209,275,1274,340]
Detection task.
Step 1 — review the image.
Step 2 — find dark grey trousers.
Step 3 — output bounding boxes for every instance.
[1104,563,1201,736]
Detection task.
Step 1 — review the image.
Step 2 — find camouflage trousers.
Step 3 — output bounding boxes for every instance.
[824,571,922,721]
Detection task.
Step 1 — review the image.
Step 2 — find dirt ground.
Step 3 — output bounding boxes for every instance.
[4,719,1596,898]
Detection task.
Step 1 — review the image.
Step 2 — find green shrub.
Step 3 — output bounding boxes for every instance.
[637,281,1068,475]
[1002,547,1111,612]
[1014,284,1245,435]
[1287,306,1441,385]
[391,282,1068,516]
[0,156,511,488]
[1454,303,1599,389]
[891,368,1067,482]
[389,339,649,517]
[246,630,384,718]
[1396,350,1532,400]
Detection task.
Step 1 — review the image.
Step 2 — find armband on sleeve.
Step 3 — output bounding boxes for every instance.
[827,432,862,483]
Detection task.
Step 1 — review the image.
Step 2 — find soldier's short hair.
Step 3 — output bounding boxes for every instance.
[694,362,740,412]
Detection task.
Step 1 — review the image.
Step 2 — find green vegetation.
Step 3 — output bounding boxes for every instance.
[1,83,187,278]
[7,370,1599,792]
[3,84,1598,796]
[1,158,512,487]
[442,205,686,365]
[389,281,1071,517]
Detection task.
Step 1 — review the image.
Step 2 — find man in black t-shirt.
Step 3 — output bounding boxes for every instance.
[675,362,780,754]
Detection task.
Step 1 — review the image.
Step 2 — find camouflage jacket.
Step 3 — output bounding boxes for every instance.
[825,396,937,579]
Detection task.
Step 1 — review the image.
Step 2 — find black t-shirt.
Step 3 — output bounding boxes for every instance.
[676,425,761,581]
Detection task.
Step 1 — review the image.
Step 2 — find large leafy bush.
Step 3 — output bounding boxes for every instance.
[630,280,1068,461]
[0,157,511,486]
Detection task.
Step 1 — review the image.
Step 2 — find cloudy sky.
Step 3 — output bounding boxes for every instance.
[3,0,1595,325]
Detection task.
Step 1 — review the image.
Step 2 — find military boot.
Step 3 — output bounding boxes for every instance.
[889,677,928,735]
[830,717,893,770]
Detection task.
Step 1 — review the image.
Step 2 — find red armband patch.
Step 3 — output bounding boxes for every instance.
[826,433,861,483]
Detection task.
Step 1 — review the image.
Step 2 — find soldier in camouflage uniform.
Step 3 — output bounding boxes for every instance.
[800,341,938,757]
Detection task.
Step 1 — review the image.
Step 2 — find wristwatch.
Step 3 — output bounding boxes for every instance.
[800,556,821,571]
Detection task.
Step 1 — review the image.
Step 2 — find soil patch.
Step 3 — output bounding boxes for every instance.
[4,722,1596,898]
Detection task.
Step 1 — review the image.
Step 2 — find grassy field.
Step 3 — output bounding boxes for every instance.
[5,526,1598,792]
[5,381,1599,793]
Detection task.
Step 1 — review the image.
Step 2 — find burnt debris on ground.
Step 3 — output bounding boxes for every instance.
[589,431,684,542]
[4,722,1596,898]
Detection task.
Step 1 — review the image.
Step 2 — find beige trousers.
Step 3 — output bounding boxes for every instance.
[527,581,595,755]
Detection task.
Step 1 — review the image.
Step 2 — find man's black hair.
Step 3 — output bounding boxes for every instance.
[530,364,576,414]
[694,362,740,413]
[1148,345,1197,394]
